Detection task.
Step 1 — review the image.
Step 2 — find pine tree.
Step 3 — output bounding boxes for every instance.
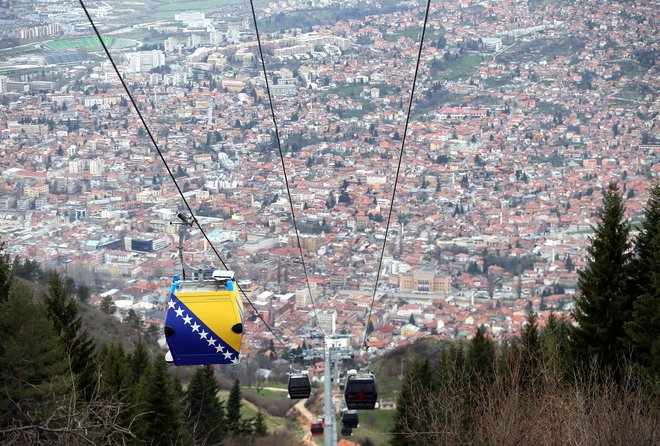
[43,271,97,400]
[565,254,574,272]
[625,184,660,372]
[542,312,571,374]
[100,295,116,314]
[390,359,424,446]
[97,341,132,397]
[0,280,71,432]
[571,183,632,378]
[467,325,495,386]
[520,310,541,389]
[186,365,226,444]
[252,410,267,437]
[0,241,11,303]
[226,378,243,435]
[129,338,151,385]
[132,357,185,445]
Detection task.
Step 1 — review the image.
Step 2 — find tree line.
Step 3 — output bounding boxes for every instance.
[390,183,660,445]
[0,252,276,445]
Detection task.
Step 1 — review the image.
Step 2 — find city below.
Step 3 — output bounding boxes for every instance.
[0,0,657,361]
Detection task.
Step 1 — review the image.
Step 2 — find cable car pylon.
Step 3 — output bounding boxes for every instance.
[323,337,337,446]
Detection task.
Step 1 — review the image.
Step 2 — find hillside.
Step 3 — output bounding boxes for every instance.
[77,302,155,352]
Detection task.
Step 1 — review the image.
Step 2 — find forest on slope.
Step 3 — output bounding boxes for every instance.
[0,249,299,445]
[388,184,660,446]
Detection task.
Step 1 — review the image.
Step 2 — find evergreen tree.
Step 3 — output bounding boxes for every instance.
[252,410,267,437]
[132,357,185,445]
[520,310,541,389]
[390,359,426,446]
[565,254,574,272]
[126,308,144,332]
[129,338,151,385]
[0,241,11,303]
[226,378,242,435]
[43,271,97,400]
[186,365,226,444]
[625,184,660,372]
[77,284,91,303]
[542,312,571,374]
[572,183,633,378]
[0,280,71,432]
[467,325,495,386]
[100,295,116,315]
[97,341,132,397]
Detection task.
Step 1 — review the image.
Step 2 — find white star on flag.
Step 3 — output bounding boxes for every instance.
[223,351,233,360]
[182,314,192,325]
[175,307,184,318]
[168,300,176,309]
[199,329,208,339]
[207,337,216,347]
[191,322,200,332]
[232,357,240,364]
[215,344,224,353]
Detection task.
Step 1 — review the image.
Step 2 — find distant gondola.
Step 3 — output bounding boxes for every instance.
[341,409,359,429]
[344,369,378,410]
[164,270,244,366]
[310,419,324,437]
[288,371,312,399]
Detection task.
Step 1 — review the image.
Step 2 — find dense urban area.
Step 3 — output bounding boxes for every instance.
[0,0,658,366]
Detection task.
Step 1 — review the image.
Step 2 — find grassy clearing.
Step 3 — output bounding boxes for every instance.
[326,83,365,98]
[450,54,482,77]
[350,409,396,444]
[383,27,423,42]
[501,36,585,64]
[536,100,569,116]
[432,53,483,80]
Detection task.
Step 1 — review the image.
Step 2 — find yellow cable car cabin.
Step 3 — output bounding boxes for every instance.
[164,270,244,366]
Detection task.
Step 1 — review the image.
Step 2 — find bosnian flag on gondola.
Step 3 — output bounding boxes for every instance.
[165,291,241,366]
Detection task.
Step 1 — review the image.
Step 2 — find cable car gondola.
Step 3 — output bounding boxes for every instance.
[341,409,359,429]
[164,270,244,366]
[310,419,324,437]
[288,371,311,399]
[344,369,378,410]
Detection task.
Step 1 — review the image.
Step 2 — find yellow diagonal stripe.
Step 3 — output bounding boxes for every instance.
[175,289,244,352]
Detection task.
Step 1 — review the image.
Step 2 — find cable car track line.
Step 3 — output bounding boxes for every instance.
[362,0,432,351]
[248,0,321,332]
[78,0,287,350]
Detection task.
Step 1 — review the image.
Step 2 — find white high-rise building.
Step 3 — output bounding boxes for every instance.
[89,159,104,176]
[316,309,337,334]
[128,50,166,73]
[68,159,83,174]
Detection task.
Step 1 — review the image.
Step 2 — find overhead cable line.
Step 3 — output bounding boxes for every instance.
[362,0,432,351]
[248,0,322,332]
[77,0,287,350]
